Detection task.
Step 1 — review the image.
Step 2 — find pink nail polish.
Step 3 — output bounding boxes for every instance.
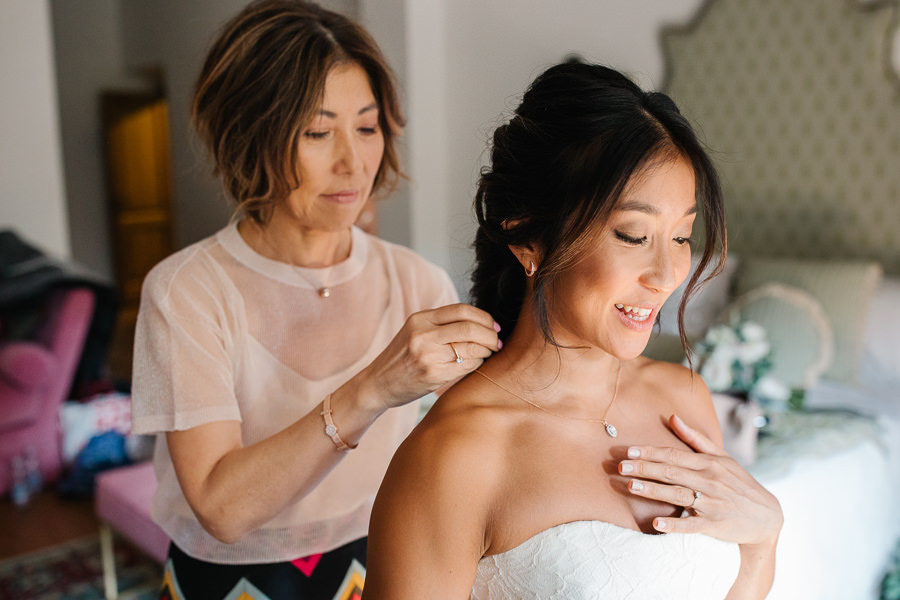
[497,339,504,350]
[493,321,502,332]
[627,447,640,459]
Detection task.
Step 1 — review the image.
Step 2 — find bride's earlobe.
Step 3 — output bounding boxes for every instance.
[507,242,540,277]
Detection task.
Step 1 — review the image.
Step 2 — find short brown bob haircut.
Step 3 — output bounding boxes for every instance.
[191,0,405,224]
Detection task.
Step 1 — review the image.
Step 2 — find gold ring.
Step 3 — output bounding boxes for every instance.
[689,489,702,507]
[449,342,463,364]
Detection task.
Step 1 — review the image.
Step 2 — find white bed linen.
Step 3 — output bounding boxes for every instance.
[751,382,900,600]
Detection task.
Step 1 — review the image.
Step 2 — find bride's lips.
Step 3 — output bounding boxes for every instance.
[321,190,360,204]
[615,303,657,332]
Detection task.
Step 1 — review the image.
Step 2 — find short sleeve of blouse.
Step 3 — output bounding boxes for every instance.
[386,241,460,312]
[131,246,242,434]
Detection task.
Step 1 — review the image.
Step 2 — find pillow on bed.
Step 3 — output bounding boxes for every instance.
[658,254,739,339]
[860,276,900,387]
[724,283,834,390]
[734,258,882,385]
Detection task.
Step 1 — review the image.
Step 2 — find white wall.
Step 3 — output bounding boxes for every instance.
[51,0,139,278]
[407,0,706,296]
[358,0,411,247]
[0,0,69,259]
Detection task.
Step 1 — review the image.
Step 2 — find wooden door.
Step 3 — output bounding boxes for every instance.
[101,92,175,382]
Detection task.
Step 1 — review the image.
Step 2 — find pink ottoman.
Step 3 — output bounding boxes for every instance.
[95,461,169,598]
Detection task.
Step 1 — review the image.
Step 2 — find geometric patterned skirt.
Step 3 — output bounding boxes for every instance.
[158,537,366,600]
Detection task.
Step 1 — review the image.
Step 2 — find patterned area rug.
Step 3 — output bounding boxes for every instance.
[0,534,161,599]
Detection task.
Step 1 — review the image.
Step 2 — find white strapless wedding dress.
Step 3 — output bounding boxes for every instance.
[470,520,741,599]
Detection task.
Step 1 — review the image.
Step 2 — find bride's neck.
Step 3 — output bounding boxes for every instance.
[493,303,622,399]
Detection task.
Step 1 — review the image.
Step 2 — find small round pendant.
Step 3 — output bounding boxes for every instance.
[318,287,331,298]
[605,423,618,438]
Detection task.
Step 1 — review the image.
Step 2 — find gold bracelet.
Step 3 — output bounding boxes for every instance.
[321,394,358,452]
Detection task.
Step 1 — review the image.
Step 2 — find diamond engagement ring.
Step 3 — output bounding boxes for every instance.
[449,342,463,364]
[690,489,702,507]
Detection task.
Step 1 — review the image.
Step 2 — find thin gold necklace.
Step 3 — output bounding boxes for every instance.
[474,361,623,437]
[296,267,333,298]
[253,225,344,298]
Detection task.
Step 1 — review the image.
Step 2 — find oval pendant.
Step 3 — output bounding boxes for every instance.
[605,423,618,438]
[318,287,331,298]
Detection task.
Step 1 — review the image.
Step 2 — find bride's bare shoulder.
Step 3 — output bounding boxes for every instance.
[372,372,513,542]
[405,372,517,458]
[631,355,702,394]
[630,356,721,441]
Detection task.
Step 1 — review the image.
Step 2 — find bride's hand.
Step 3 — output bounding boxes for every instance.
[618,414,783,546]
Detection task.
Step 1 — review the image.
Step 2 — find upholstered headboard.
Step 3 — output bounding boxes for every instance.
[662,0,900,275]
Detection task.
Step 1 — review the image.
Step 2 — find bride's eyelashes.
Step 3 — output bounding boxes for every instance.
[614,230,694,247]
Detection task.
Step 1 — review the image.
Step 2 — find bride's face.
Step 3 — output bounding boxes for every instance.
[548,156,697,359]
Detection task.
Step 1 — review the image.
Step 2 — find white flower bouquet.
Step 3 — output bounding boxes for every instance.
[688,320,794,412]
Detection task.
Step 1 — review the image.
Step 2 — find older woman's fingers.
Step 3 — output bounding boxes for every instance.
[449,341,495,363]
[428,303,500,332]
[438,320,501,353]
[669,414,727,456]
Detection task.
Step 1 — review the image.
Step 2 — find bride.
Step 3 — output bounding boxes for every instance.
[362,61,782,599]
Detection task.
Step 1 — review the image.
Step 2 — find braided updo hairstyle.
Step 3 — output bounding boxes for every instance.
[471,61,727,354]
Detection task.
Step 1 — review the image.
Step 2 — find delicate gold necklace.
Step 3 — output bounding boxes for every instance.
[296,267,333,298]
[474,361,623,437]
[252,225,344,298]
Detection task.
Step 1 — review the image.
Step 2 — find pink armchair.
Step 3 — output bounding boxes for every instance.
[0,286,96,495]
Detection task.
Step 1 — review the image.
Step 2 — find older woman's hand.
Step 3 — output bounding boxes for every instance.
[619,414,783,546]
[357,303,501,411]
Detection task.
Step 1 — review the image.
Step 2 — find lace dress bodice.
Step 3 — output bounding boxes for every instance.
[470,520,740,600]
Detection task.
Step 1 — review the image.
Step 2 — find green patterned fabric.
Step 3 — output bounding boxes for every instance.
[663,0,900,276]
[735,258,882,385]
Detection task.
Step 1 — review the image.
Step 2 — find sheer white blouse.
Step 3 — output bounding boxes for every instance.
[132,222,458,564]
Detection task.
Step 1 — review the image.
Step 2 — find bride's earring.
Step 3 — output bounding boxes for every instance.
[525,260,536,277]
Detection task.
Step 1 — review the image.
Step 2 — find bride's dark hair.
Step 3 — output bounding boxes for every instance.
[471,61,726,354]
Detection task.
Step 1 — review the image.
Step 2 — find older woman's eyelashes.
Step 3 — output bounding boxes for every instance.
[303,130,330,140]
[614,230,648,246]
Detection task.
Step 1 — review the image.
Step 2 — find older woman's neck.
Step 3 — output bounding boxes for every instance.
[239,218,352,268]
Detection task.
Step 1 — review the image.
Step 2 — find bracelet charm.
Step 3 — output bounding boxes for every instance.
[321,394,358,452]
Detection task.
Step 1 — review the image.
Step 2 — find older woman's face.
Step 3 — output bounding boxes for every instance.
[549,157,697,359]
[279,62,385,233]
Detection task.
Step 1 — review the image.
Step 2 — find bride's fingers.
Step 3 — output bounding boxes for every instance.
[623,443,709,472]
[652,514,705,534]
[669,414,727,457]
[618,457,707,493]
[627,478,703,510]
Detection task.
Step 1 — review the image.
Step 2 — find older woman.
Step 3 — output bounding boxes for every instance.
[363,61,782,599]
[130,1,500,598]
